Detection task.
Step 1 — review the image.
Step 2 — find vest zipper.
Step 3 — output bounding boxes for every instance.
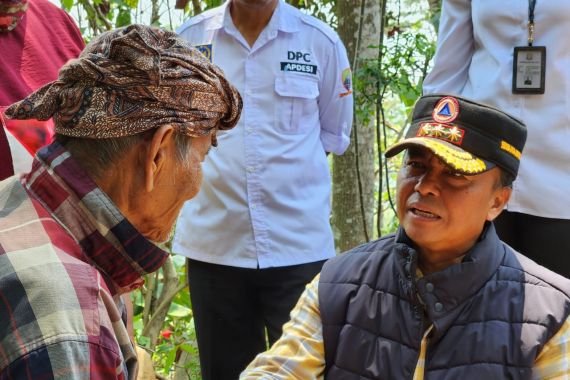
[412,324,433,380]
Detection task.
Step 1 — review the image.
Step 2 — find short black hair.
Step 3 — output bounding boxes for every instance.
[498,169,515,188]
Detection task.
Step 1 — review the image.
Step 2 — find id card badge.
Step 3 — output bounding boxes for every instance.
[512,46,546,94]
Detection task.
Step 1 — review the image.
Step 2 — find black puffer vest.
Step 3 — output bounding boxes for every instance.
[319,224,570,379]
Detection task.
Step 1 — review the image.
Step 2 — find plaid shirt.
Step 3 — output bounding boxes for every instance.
[241,275,570,379]
[0,142,168,379]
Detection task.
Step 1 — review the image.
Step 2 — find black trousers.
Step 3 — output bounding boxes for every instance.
[186,258,325,380]
[494,210,570,278]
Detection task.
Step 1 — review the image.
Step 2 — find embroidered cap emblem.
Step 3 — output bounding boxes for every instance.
[432,96,459,123]
[417,122,465,145]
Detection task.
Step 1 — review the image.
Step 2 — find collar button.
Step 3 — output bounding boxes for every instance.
[434,302,444,312]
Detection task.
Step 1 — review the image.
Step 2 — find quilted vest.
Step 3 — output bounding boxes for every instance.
[319,224,570,379]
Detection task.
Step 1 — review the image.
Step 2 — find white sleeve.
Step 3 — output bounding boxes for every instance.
[318,39,353,155]
[423,0,474,94]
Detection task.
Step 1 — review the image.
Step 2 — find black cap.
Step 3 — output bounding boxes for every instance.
[385,94,527,178]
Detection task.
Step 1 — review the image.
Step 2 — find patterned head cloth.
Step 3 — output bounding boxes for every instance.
[4,24,242,146]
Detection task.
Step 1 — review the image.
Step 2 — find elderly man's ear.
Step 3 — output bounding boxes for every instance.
[486,185,512,222]
[144,125,176,192]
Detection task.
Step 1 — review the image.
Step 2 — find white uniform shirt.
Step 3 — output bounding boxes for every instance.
[423,0,570,218]
[173,1,353,268]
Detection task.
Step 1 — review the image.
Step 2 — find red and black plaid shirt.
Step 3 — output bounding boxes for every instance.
[0,142,168,379]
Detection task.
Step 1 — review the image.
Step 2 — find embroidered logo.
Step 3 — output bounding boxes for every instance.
[339,67,352,98]
[432,96,459,123]
[195,44,213,62]
[417,122,465,145]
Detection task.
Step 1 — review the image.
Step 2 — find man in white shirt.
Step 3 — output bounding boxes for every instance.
[423,0,570,277]
[174,0,353,378]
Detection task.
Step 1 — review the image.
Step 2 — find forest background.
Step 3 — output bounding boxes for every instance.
[58,0,443,377]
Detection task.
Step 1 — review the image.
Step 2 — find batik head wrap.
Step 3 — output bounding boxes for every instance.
[4,24,242,145]
[0,0,28,32]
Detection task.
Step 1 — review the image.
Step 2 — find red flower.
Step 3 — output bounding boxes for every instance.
[161,329,172,339]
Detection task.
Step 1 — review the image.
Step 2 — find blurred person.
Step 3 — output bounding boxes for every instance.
[0,0,84,179]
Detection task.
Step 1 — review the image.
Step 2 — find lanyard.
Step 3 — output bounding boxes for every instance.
[528,0,537,46]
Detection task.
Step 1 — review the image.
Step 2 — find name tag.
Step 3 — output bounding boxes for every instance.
[280,62,317,75]
[512,46,546,94]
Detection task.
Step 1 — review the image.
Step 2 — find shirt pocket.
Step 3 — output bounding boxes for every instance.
[274,75,320,134]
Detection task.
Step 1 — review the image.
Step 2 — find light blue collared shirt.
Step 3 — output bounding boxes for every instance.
[173,0,353,268]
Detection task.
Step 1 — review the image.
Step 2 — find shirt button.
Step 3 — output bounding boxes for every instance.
[246,127,253,133]
[434,302,443,312]
[251,204,257,210]
[247,166,255,173]
[426,283,434,293]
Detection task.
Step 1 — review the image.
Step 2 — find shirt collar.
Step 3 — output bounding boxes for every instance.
[210,0,301,33]
[26,142,169,295]
[395,223,505,341]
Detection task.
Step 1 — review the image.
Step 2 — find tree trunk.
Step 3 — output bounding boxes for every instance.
[332,0,382,252]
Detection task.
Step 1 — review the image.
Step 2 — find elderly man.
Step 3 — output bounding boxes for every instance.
[0,25,241,379]
[242,95,570,379]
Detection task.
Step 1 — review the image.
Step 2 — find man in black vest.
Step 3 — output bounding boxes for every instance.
[241,94,570,379]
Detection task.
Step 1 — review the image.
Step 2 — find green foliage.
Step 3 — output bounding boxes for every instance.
[351,0,437,236]
[132,254,200,378]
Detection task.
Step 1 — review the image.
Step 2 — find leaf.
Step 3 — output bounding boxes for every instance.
[61,0,74,11]
[116,9,131,27]
[138,335,151,348]
[164,347,177,372]
[123,0,139,8]
[168,302,192,318]
[178,343,197,354]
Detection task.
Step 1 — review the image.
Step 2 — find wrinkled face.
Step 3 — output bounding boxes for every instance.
[396,146,510,256]
[172,134,211,201]
[143,134,211,243]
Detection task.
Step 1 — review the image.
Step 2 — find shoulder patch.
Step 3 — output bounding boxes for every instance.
[299,14,339,44]
[195,44,213,62]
